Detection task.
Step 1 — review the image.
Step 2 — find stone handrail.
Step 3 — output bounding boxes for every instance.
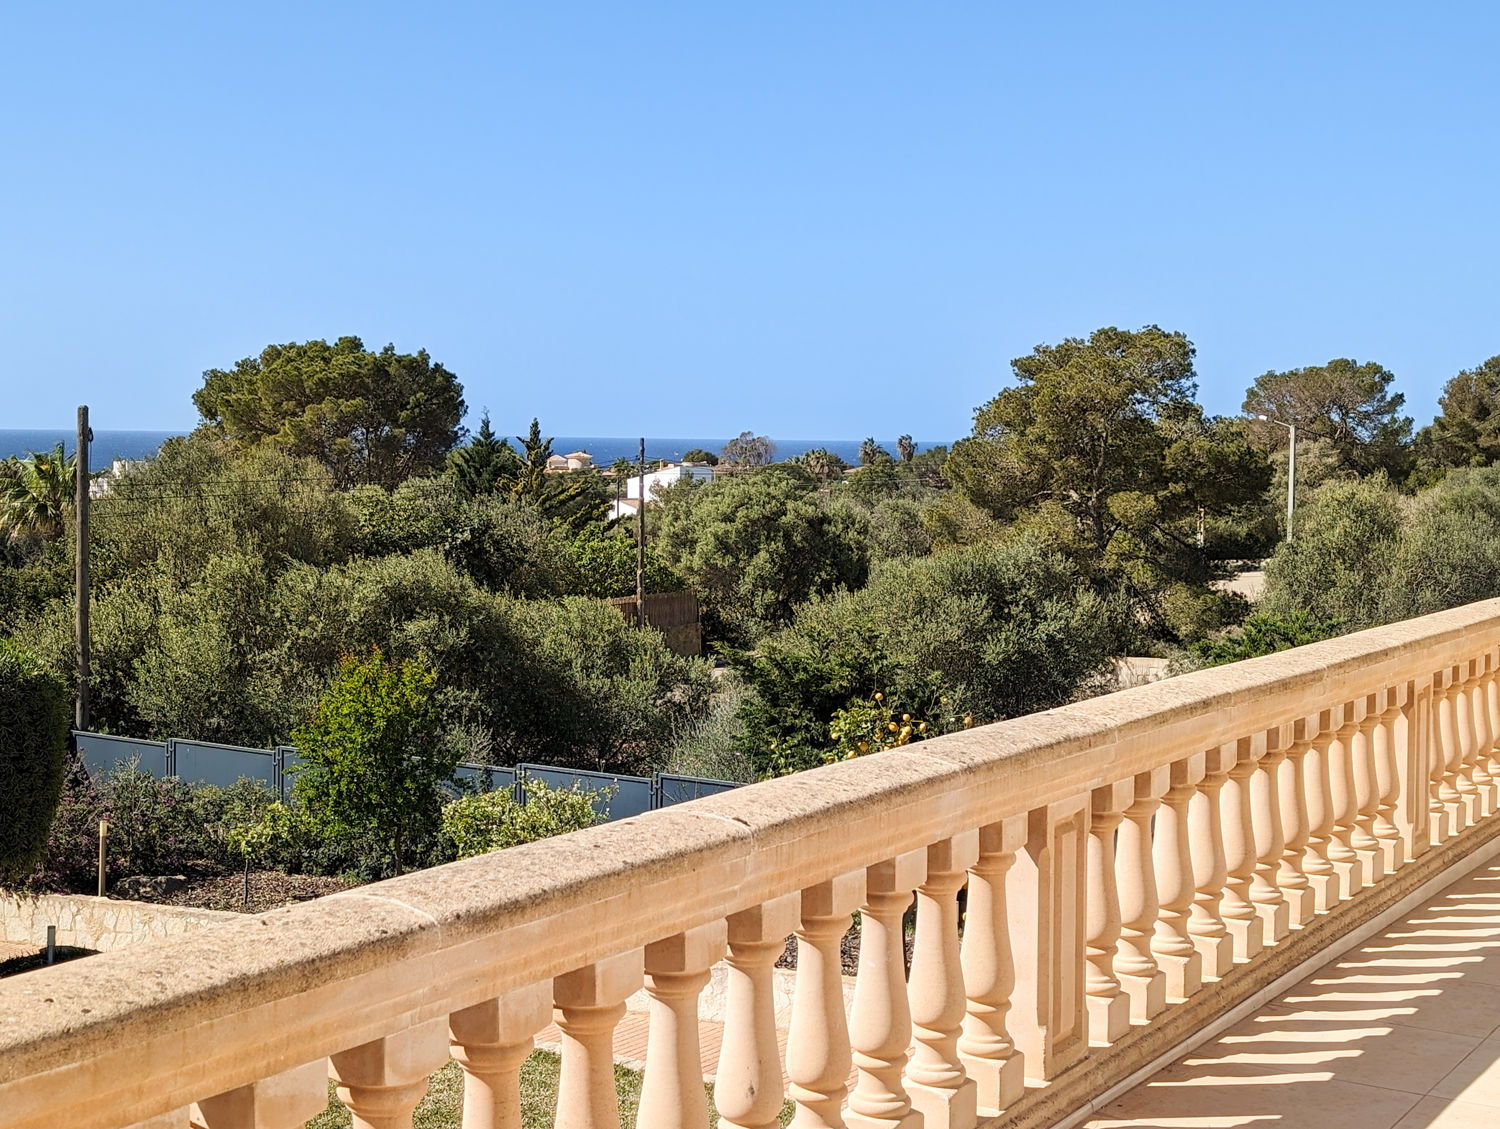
[5,597,1500,1129]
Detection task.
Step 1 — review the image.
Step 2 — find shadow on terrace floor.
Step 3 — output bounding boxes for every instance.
[1087,860,1500,1129]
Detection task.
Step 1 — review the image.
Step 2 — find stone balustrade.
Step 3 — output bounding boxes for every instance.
[7,599,1500,1129]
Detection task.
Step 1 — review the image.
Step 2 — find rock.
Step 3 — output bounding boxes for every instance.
[112,875,187,900]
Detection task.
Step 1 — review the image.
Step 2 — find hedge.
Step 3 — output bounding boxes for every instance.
[0,640,69,885]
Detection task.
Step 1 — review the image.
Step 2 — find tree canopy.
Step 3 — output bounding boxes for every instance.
[721,432,776,467]
[654,469,870,645]
[945,326,1268,595]
[1241,358,1412,478]
[192,336,466,489]
[447,412,519,498]
[1414,356,1500,471]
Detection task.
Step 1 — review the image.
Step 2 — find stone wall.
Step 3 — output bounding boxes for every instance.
[0,893,236,953]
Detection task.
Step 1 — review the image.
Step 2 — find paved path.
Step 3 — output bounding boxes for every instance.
[1087,858,1500,1128]
[0,941,36,963]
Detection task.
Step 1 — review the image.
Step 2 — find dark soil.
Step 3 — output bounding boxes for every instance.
[773,914,916,978]
[109,866,349,914]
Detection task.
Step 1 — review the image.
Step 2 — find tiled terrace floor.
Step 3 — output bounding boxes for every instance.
[1086,858,1500,1129]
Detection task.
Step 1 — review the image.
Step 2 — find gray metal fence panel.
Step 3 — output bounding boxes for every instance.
[170,739,278,790]
[278,746,303,803]
[74,731,167,780]
[517,764,653,820]
[654,773,744,807]
[448,763,518,798]
[73,734,742,826]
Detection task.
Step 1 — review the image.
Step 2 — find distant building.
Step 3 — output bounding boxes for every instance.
[89,458,140,499]
[625,462,714,500]
[606,496,642,523]
[546,450,595,473]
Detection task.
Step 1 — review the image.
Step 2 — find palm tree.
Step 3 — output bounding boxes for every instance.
[897,434,916,463]
[797,447,845,487]
[858,437,892,467]
[0,444,76,541]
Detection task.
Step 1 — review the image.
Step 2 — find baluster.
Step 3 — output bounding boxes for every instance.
[641,922,727,1129]
[1455,666,1483,825]
[788,872,865,1129]
[555,952,645,1129]
[1428,675,1453,846]
[1373,692,1406,872]
[1350,702,1384,888]
[1486,653,1500,787]
[716,895,801,1129]
[1187,750,1233,980]
[1250,726,1290,945]
[189,1061,328,1129]
[1086,782,1133,1043]
[908,832,980,1129]
[1302,713,1342,911]
[1399,682,1432,858]
[1326,708,1363,897]
[450,984,552,1129]
[1277,720,1317,926]
[1220,738,1262,963]
[331,1020,452,1129]
[1470,659,1497,816]
[959,816,1026,1117]
[1152,756,1204,1002]
[1439,670,1468,836]
[847,850,925,1129]
[1114,768,1168,1020]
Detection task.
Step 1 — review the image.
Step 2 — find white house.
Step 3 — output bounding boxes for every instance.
[605,496,642,524]
[624,462,714,500]
[89,459,140,499]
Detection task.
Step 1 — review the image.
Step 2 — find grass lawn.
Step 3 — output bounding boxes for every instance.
[306,1049,795,1129]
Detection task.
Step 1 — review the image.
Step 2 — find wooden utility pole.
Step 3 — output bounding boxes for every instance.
[75,405,92,733]
[636,438,646,629]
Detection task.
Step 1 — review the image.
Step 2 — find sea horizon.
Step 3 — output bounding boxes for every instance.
[0,430,949,467]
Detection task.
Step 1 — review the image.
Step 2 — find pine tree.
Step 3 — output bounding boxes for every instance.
[447,412,517,498]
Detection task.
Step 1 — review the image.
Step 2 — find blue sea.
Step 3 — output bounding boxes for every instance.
[1,430,946,466]
[0,430,183,462]
[542,436,945,466]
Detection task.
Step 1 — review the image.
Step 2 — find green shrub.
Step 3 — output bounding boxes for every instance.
[1191,610,1343,668]
[23,752,107,893]
[1262,477,1404,631]
[733,537,1128,775]
[441,780,603,859]
[292,653,456,874]
[102,762,203,877]
[0,640,69,885]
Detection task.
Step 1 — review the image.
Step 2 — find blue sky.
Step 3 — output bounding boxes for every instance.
[3,2,1497,440]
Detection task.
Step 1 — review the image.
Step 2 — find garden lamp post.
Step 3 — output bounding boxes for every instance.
[1257,413,1296,541]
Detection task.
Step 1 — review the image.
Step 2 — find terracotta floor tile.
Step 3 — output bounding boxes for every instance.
[1181,1012,1480,1095]
[1390,1096,1500,1128]
[1430,1040,1500,1107]
[1089,1067,1421,1128]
